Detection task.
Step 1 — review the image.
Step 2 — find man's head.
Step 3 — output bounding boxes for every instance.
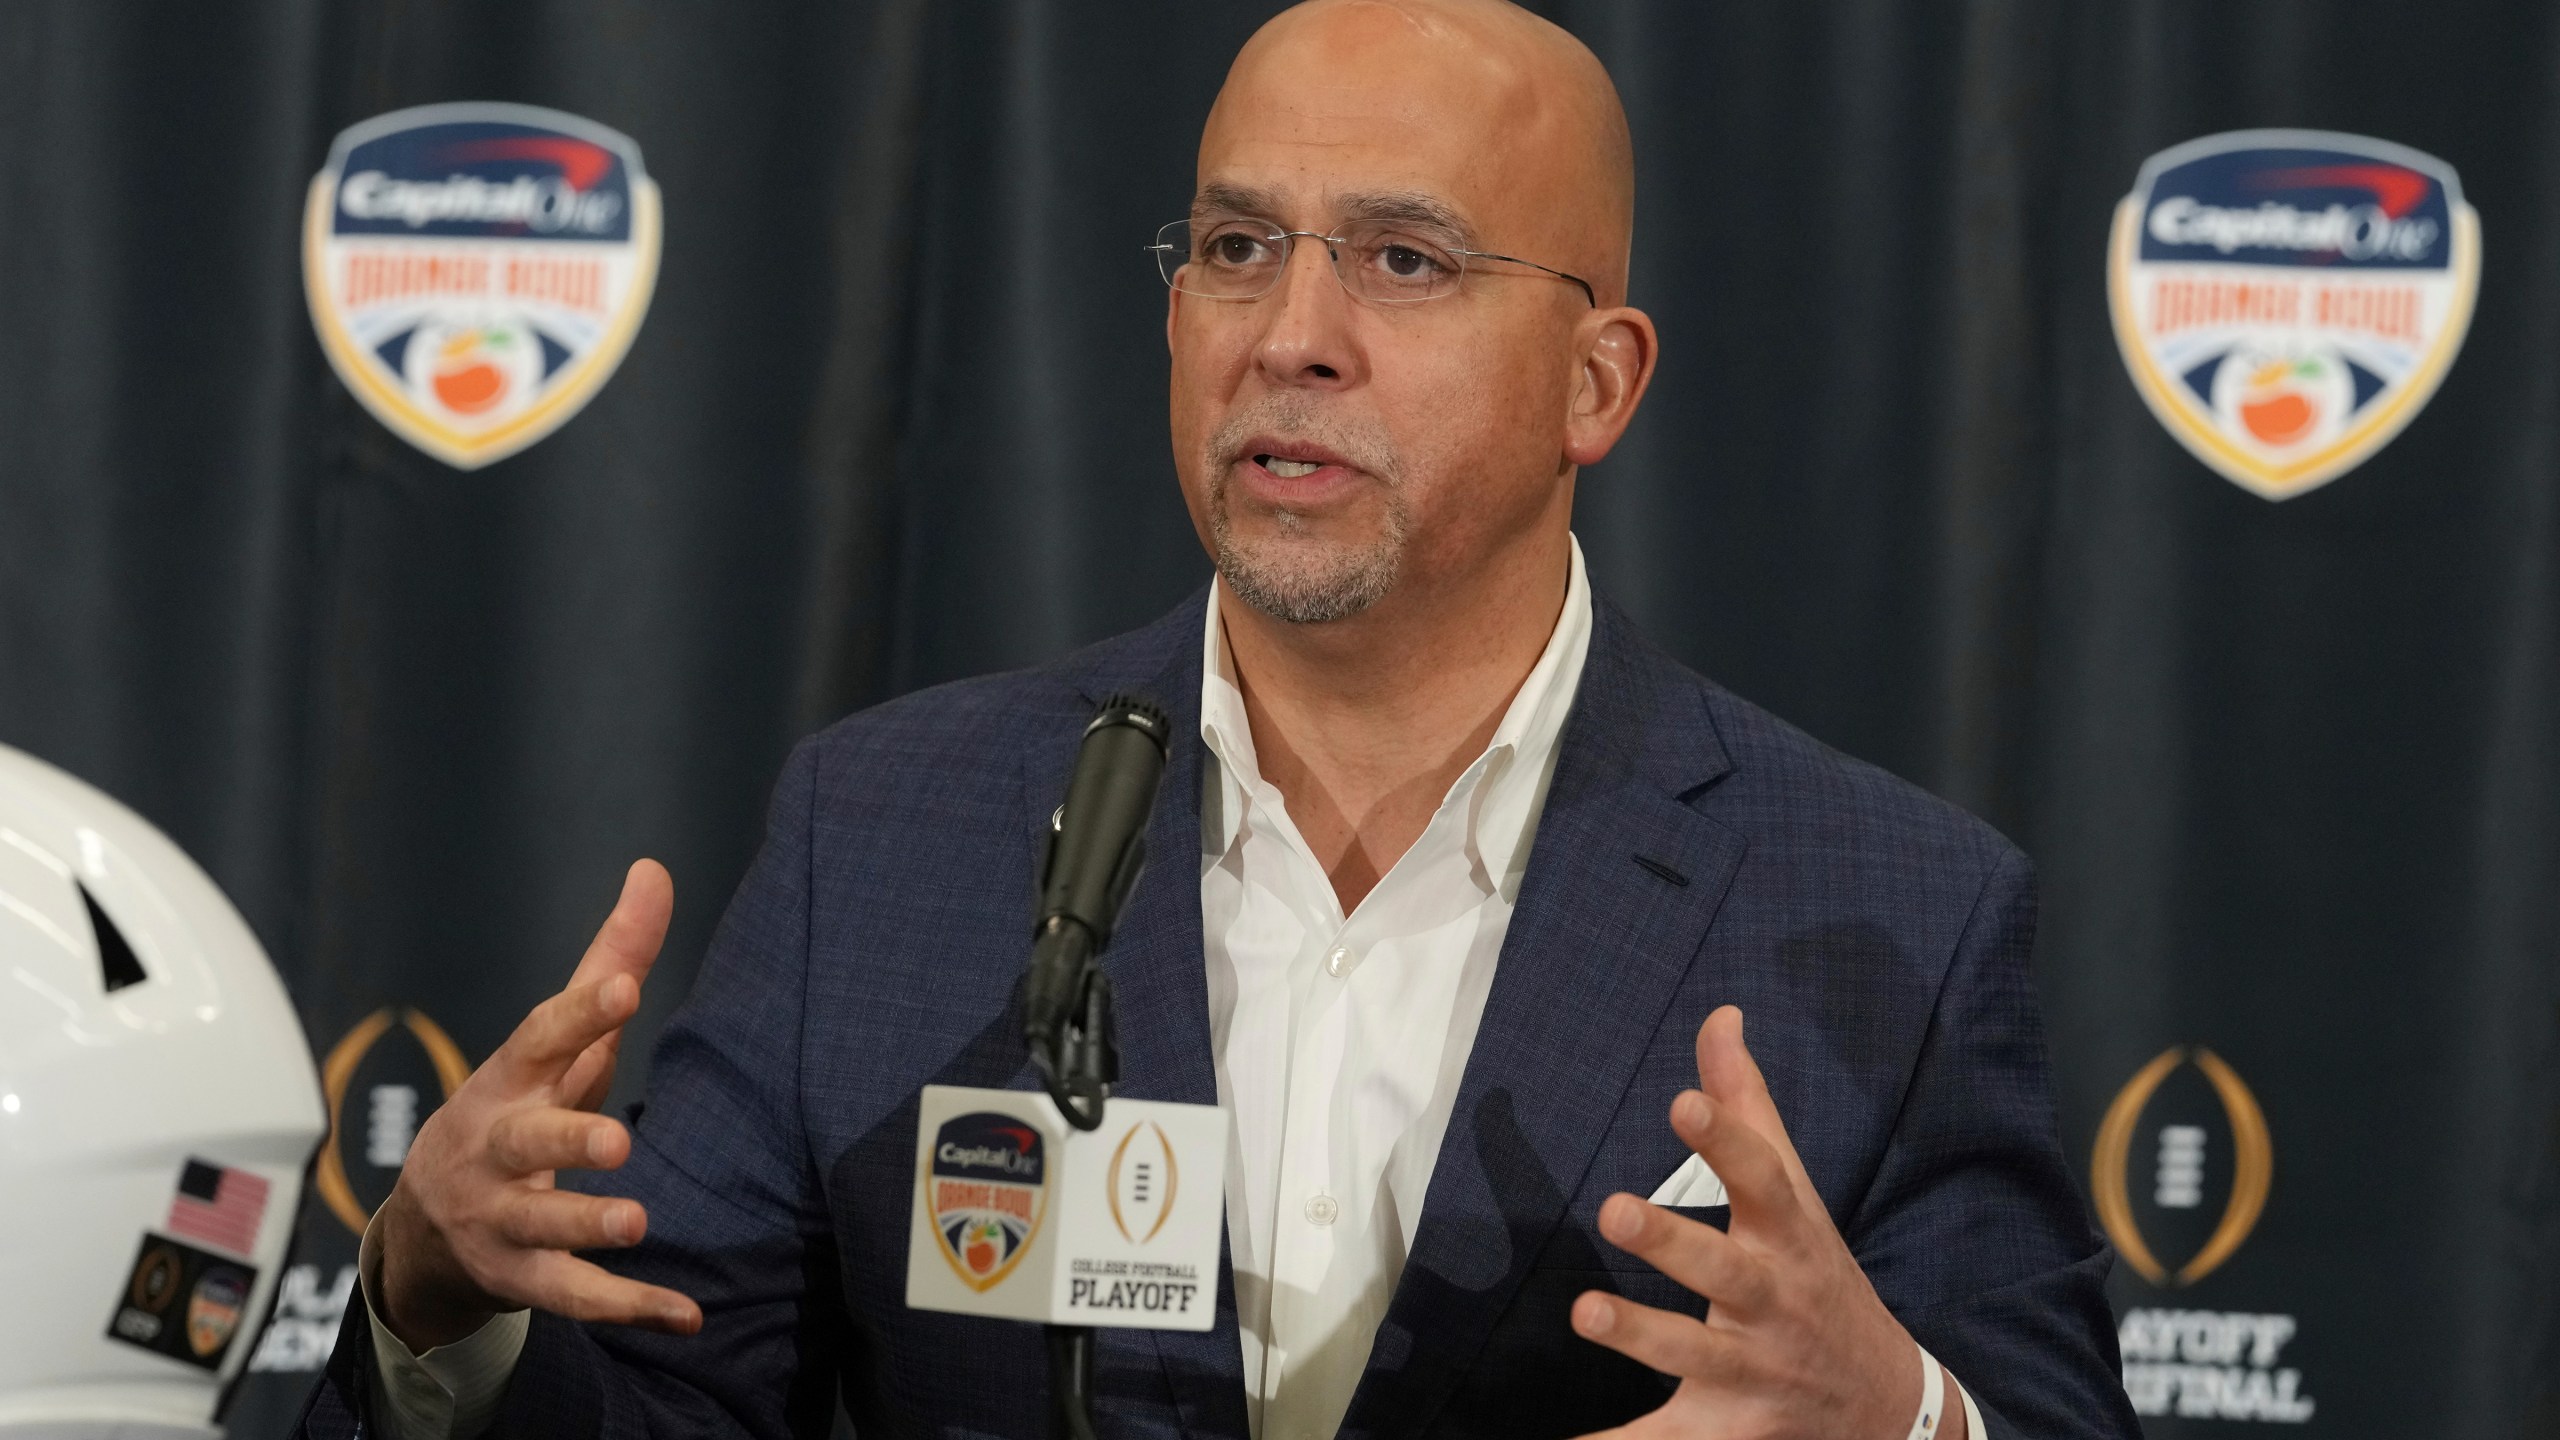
[1168,0,1654,627]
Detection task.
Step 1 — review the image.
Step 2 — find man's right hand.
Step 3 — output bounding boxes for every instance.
[373,858,705,1349]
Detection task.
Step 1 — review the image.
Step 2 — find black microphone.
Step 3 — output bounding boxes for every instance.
[1022,694,1170,1130]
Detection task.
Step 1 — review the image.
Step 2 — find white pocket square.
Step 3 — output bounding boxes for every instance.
[1646,1152,1727,1208]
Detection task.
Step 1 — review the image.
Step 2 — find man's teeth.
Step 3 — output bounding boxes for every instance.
[1262,456,1323,478]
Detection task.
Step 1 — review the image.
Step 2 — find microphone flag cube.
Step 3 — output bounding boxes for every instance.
[906,1085,1227,1331]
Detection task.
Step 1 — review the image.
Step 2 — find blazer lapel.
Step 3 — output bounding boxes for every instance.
[1031,596,1256,1438]
[1339,604,1746,1439]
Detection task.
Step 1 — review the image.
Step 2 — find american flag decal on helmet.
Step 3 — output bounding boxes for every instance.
[165,1159,270,1259]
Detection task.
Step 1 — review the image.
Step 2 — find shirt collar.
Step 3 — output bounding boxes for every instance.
[1198,536,1594,890]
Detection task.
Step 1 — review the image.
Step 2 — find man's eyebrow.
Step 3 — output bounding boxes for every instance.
[1334,190,1473,240]
[1187,184,1474,240]
[1191,182,1280,219]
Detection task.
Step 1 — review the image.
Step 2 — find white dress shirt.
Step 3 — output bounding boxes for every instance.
[1200,539,1592,1440]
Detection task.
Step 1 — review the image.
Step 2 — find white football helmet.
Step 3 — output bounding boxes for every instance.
[0,743,324,1438]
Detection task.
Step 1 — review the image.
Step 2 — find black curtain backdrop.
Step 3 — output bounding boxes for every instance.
[2,3,2553,1436]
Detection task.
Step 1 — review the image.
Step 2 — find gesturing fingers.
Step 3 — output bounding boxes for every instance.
[493,1188,650,1251]
[1571,1288,1735,1385]
[515,1251,702,1335]
[559,1028,626,1114]
[1694,1006,1821,1206]
[487,1105,630,1176]
[567,859,674,991]
[507,860,667,1104]
[1596,1193,1771,1314]
[1666,1089,1809,1246]
[498,972,640,1086]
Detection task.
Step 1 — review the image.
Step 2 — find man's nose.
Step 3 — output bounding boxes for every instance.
[1250,238,1365,389]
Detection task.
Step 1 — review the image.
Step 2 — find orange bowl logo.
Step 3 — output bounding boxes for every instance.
[2109,130,2478,501]
[303,103,660,470]
[185,1267,249,1359]
[925,1112,1048,1292]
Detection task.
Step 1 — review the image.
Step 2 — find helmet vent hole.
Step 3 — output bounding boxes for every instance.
[80,882,147,991]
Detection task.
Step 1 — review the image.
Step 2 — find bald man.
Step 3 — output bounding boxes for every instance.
[298,4,2136,1438]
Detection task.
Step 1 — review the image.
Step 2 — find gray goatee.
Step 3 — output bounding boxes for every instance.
[1205,410,1409,625]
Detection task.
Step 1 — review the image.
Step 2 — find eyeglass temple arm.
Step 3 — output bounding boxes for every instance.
[1452,248,1597,307]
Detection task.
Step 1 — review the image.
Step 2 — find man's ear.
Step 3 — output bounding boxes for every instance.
[1564,306,1658,467]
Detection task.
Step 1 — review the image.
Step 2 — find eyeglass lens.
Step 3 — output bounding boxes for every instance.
[1152,219,1464,303]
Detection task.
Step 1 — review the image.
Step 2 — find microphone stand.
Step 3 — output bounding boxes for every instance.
[1030,924,1115,1440]
[1022,693,1167,1440]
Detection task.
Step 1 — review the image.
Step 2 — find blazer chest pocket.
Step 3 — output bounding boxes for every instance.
[1440,1207,1732,1437]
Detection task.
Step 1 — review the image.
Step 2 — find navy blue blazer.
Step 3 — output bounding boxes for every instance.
[299,592,2136,1440]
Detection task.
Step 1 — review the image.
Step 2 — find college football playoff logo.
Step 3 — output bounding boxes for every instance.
[304,103,661,469]
[926,1112,1049,1292]
[314,1006,472,1236]
[1106,1119,1179,1244]
[2109,130,2478,500]
[2091,1046,2273,1287]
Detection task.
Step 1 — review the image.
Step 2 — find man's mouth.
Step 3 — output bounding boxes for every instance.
[1239,437,1356,479]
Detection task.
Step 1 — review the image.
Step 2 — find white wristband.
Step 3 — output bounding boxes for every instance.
[1905,1341,1948,1440]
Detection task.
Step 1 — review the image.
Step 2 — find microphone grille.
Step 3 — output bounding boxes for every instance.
[1090,693,1171,749]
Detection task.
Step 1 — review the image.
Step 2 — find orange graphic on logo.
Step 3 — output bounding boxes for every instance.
[430,331,512,415]
[963,1220,1001,1275]
[2237,360,2321,446]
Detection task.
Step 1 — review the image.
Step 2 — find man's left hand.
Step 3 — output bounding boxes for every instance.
[1570,1005,1964,1440]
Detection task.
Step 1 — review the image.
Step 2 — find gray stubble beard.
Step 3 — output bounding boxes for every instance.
[1204,413,1411,626]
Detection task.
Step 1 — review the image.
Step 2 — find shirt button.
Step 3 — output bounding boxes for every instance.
[1325,945,1356,977]
[1304,1193,1339,1226]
